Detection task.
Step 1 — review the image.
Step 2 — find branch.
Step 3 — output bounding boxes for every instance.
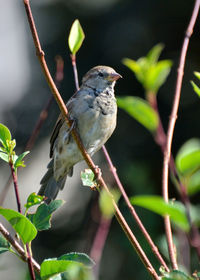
[22,1,160,278]
[0,222,40,275]
[162,0,200,269]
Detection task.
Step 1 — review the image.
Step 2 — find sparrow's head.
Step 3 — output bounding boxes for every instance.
[82,65,122,92]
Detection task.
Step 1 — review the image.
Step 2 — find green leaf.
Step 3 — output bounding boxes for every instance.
[130,195,189,231]
[58,253,95,269]
[0,123,11,148]
[40,259,86,280]
[122,58,141,75]
[175,138,200,175]
[145,60,172,93]
[117,96,158,132]
[81,169,95,187]
[194,71,200,80]
[14,151,29,170]
[187,170,200,195]
[147,43,164,65]
[99,189,120,219]
[68,19,85,54]
[24,193,44,210]
[0,234,11,254]
[28,200,65,231]
[191,80,200,97]
[161,270,193,280]
[0,208,37,244]
[0,151,9,162]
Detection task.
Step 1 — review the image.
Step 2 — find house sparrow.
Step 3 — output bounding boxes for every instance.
[38,65,121,203]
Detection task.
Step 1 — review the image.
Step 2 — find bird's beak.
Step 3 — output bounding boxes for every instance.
[107,72,122,82]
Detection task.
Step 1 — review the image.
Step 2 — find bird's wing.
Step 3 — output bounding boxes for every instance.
[49,114,64,158]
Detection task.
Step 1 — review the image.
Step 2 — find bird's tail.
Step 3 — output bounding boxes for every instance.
[38,159,66,203]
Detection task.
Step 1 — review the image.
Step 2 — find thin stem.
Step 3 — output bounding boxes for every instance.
[9,161,22,214]
[71,54,79,90]
[101,146,170,272]
[23,1,159,278]
[162,0,200,269]
[0,222,40,274]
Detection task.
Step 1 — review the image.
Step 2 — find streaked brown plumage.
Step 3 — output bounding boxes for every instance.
[38,65,121,202]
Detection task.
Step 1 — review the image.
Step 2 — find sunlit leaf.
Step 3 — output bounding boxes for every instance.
[81,169,95,187]
[194,71,200,80]
[24,193,44,210]
[117,96,158,132]
[130,195,189,231]
[161,269,193,280]
[145,60,172,93]
[99,189,120,219]
[0,123,11,148]
[175,138,200,175]
[191,80,200,97]
[14,151,29,170]
[58,252,95,268]
[0,208,37,244]
[147,43,164,65]
[0,152,9,162]
[68,19,85,54]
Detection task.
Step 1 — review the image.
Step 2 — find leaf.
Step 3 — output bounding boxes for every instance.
[187,170,200,195]
[194,71,200,80]
[0,151,9,162]
[81,169,95,187]
[0,234,11,254]
[68,19,85,54]
[191,80,200,97]
[122,58,141,75]
[147,43,164,65]
[117,96,158,132]
[14,151,30,170]
[0,123,11,148]
[99,189,120,219]
[130,195,189,231]
[161,270,194,280]
[175,138,200,175]
[145,60,172,93]
[0,208,37,244]
[58,252,95,268]
[28,200,65,231]
[24,193,44,210]
[40,259,86,280]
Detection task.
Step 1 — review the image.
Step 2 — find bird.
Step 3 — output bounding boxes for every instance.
[38,65,121,203]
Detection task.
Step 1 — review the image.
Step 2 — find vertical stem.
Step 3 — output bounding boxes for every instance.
[71,54,79,90]
[162,0,200,269]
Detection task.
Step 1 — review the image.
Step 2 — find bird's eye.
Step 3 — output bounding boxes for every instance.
[98,72,104,77]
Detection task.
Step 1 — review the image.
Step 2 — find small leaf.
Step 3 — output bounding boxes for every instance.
[0,151,9,162]
[161,270,193,280]
[0,123,11,148]
[175,138,200,175]
[145,60,172,93]
[122,58,141,75]
[24,193,44,210]
[194,71,200,80]
[99,189,120,219]
[0,208,37,244]
[187,170,200,195]
[81,169,95,187]
[117,96,158,132]
[14,151,30,170]
[68,19,85,54]
[191,80,200,97]
[147,43,164,65]
[130,195,189,231]
[40,259,85,280]
[28,200,65,231]
[58,253,95,269]
[0,234,11,254]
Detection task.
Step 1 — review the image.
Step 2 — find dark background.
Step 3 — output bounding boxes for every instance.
[0,0,200,279]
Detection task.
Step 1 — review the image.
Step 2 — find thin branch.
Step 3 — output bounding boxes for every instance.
[0,222,40,274]
[9,161,22,213]
[71,54,79,90]
[23,1,160,278]
[162,0,200,269]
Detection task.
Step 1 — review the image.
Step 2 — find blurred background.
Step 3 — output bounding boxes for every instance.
[0,0,200,279]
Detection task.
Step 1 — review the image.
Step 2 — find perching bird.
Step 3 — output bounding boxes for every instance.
[38,65,121,203]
